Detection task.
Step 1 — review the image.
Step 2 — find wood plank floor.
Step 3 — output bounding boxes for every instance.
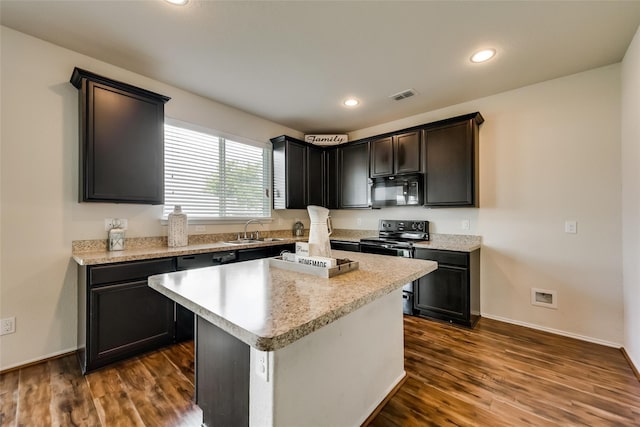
[1,317,638,426]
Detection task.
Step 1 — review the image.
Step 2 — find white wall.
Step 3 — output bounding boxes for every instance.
[0,27,303,370]
[622,27,640,370]
[344,65,624,346]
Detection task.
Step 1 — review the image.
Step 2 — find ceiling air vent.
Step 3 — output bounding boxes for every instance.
[389,89,417,101]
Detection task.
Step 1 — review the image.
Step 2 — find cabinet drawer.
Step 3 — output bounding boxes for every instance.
[415,249,468,267]
[89,258,175,286]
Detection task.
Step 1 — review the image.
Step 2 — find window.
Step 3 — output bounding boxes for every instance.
[163,120,271,220]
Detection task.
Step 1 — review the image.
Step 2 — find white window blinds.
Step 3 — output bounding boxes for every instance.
[164,122,271,220]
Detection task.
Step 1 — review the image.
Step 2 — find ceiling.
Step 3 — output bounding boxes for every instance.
[2,1,640,133]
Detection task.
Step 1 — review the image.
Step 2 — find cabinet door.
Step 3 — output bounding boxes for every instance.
[89,280,174,370]
[307,145,325,206]
[424,121,475,206]
[73,69,169,205]
[285,141,307,209]
[414,265,469,322]
[325,148,340,209]
[339,141,370,208]
[395,131,421,174]
[370,136,393,177]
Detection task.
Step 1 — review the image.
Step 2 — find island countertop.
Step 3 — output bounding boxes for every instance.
[148,250,437,351]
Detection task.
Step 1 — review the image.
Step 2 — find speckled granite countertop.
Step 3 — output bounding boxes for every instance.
[72,237,304,266]
[414,234,482,252]
[71,229,480,265]
[148,250,437,351]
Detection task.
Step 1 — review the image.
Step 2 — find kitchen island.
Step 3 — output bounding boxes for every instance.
[148,250,437,427]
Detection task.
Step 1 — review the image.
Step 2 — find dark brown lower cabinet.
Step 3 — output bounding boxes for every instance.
[78,244,297,373]
[414,248,480,328]
[77,258,176,373]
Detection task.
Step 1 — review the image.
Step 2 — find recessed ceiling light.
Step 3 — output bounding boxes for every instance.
[470,49,496,63]
[344,98,359,107]
[165,0,189,5]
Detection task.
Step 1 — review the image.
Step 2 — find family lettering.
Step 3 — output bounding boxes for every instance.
[304,134,348,145]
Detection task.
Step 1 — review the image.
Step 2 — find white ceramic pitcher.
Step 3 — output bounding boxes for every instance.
[307,205,332,258]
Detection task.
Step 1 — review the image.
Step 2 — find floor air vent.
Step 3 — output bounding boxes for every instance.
[389,89,417,101]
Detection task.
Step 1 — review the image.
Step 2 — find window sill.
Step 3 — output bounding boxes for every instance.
[160,217,274,226]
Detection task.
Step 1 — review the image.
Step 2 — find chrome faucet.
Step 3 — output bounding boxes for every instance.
[244,219,264,239]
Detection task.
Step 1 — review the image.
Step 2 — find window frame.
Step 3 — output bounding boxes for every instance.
[162,118,273,224]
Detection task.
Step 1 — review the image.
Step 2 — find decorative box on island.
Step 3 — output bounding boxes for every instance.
[269,254,359,278]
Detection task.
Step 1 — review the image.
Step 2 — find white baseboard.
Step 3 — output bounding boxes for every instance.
[481,313,622,348]
[0,347,77,372]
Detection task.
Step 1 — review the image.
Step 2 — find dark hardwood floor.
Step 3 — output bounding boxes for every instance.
[1,317,638,426]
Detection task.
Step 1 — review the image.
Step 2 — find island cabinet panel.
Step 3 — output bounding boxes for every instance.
[70,67,170,204]
[77,258,176,373]
[370,131,421,178]
[339,140,370,208]
[196,317,250,427]
[272,135,325,209]
[423,114,481,207]
[414,248,480,328]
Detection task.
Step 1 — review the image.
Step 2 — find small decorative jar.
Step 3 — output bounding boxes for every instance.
[168,205,188,247]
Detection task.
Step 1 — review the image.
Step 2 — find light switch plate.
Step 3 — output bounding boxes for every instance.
[564,220,577,234]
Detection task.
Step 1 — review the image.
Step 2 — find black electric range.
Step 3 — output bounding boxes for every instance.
[359,219,429,314]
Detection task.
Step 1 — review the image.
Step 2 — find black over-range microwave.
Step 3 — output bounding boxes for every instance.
[371,174,423,208]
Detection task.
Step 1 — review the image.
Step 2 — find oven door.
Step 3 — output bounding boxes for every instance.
[359,243,412,258]
[360,242,415,315]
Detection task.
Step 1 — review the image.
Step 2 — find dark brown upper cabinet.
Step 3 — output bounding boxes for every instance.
[70,68,170,204]
[339,141,370,208]
[423,113,483,207]
[370,131,421,177]
[324,147,340,210]
[271,135,324,209]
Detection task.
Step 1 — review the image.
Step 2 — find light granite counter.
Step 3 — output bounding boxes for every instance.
[413,233,482,252]
[72,237,304,266]
[71,230,480,266]
[148,250,437,351]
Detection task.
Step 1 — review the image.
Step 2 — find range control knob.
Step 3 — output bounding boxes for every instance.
[417,222,425,231]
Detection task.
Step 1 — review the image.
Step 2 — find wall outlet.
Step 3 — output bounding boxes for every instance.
[1,317,16,335]
[356,217,362,226]
[195,225,206,232]
[256,350,269,381]
[104,218,128,231]
[461,219,470,230]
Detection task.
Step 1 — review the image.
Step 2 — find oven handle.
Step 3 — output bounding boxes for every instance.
[360,243,413,258]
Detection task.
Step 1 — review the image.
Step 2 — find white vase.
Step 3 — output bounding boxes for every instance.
[168,205,188,247]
